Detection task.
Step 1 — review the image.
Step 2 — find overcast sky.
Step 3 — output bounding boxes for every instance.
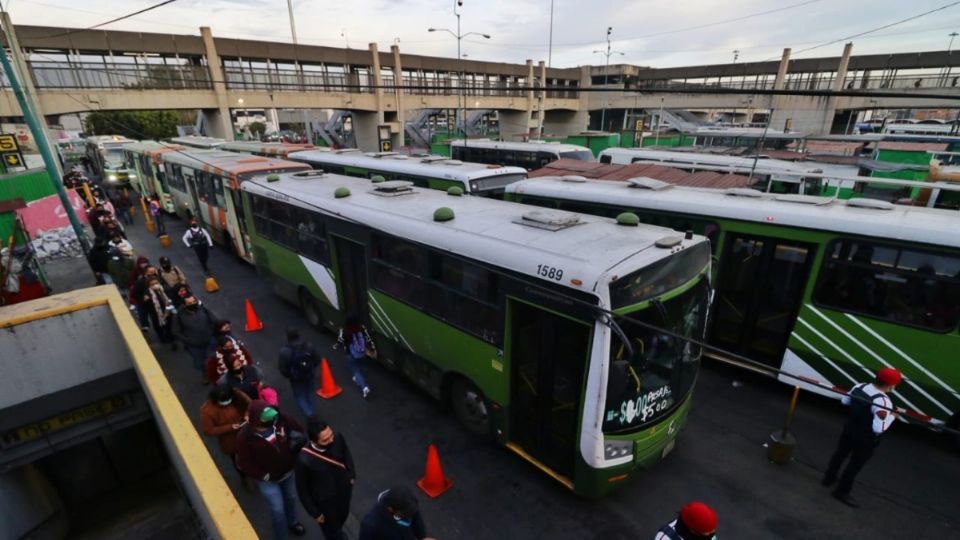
[8,0,960,68]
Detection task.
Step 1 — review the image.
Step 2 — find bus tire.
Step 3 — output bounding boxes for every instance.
[450,377,493,439]
[298,288,321,328]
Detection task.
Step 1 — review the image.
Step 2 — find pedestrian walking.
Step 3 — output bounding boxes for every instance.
[88,237,113,285]
[359,486,433,540]
[207,319,243,357]
[199,385,251,481]
[235,400,307,540]
[655,501,718,540]
[217,351,264,401]
[295,418,356,540]
[159,255,188,291]
[149,195,166,236]
[129,261,157,331]
[182,220,213,275]
[335,315,376,400]
[106,237,135,293]
[174,295,218,383]
[822,367,903,508]
[279,328,318,417]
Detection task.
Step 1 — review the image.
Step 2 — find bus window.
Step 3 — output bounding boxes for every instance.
[814,239,960,332]
[370,235,426,306]
[292,207,329,263]
[599,154,612,164]
[559,150,594,161]
[426,254,502,344]
[213,176,226,208]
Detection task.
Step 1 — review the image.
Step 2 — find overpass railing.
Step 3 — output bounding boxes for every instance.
[631,73,959,92]
[27,61,211,90]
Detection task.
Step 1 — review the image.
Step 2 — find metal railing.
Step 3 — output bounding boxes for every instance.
[631,73,960,93]
[27,61,211,90]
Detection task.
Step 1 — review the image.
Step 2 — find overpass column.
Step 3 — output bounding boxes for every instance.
[773,48,791,90]
[199,26,235,141]
[525,59,535,137]
[537,60,546,137]
[832,42,854,91]
[370,43,385,125]
[391,44,405,147]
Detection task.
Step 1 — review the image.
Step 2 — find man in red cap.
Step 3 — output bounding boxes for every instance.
[655,501,718,539]
[822,366,902,507]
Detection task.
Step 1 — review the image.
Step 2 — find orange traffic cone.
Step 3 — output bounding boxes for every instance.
[244,299,263,332]
[159,234,170,248]
[416,444,453,498]
[315,358,342,399]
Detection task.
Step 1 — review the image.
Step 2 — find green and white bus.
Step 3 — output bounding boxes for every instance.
[506,176,960,429]
[160,150,309,259]
[85,135,137,185]
[450,139,594,170]
[123,141,186,213]
[241,172,712,496]
[288,149,529,197]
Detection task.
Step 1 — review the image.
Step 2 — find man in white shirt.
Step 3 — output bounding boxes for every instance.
[822,367,902,507]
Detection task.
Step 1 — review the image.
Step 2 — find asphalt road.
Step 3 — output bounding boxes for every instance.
[116,213,959,540]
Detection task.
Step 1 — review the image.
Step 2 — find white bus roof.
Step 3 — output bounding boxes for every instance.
[449,139,592,154]
[221,141,319,156]
[599,148,825,174]
[162,149,308,179]
[169,136,227,149]
[86,135,134,145]
[288,149,528,182]
[507,177,960,249]
[242,172,707,293]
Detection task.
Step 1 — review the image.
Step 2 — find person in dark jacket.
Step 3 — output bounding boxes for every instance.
[359,486,433,540]
[295,418,355,540]
[87,237,113,285]
[236,400,306,540]
[279,328,318,417]
[217,351,263,401]
[175,295,218,382]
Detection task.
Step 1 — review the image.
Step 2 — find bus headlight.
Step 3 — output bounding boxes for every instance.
[604,439,633,460]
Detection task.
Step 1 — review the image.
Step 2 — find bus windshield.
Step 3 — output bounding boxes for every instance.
[559,150,594,161]
[104,147,126,168]
[603,278,709,434]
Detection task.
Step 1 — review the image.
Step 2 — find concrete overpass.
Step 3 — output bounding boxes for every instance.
[3,23,960,148]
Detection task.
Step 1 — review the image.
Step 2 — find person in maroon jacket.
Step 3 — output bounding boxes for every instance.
[236,400,307,539]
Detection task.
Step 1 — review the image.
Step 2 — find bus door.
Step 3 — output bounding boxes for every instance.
[508,300,590,479]
[332,236,369,323]
[184,170,203,225]
[709,234,815,365]
[228,187,251,258]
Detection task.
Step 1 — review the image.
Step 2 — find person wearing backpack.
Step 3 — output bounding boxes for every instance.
[279,328,319,417]
[334,315,376,400]
[182,219,214,275]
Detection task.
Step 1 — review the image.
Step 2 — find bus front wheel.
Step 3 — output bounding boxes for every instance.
[450,377,492,439]
[298,288,321,328]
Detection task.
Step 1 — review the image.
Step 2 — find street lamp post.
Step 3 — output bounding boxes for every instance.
[593,27,624,133]
[429,2,490,142]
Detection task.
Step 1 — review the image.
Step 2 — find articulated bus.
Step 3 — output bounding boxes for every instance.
[220,141,318,158]
[85,135,136,185]
[123,141,187,213]
[506,176,960,430]
[161,150,309,260]
[169,136,227,149]
[289,149,528,197]
[450,139,594,170]
[241,172,712,496]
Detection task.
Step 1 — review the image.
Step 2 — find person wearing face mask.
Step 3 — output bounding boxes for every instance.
[145,276,177,348]
[208,335,255,385]
[128,258,153,331]
[182,219,214,275]
[158,255,189,291]
[217,347,263,401]
[236,400,307,540]
[295,418,355,540]
[199,384,251,480]
[359,486,434,540]
[175,295,219,383]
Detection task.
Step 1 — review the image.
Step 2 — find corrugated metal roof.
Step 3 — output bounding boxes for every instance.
[876,142,949,152]
[529,159,753,188]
